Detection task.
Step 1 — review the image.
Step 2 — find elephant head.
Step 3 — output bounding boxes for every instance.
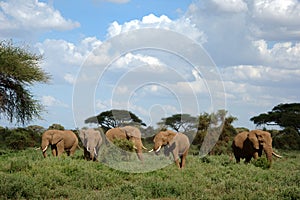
[232,130,281,165]
[41,130,78,158]
[150,130,177,155]
[79,128,103,161]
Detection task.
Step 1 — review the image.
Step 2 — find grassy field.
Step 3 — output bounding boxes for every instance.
[0,148,299,200]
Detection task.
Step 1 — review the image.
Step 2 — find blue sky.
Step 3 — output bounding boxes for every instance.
[1,0,300,130]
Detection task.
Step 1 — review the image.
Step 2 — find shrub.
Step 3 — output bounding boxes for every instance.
[273,127,300,150]
[252,157,270,169]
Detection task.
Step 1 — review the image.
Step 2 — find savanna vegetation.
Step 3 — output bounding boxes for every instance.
[0,148,299,199]
[1,41,299,199]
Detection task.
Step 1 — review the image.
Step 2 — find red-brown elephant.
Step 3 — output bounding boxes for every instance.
[41,129,78,158]
[232,130,281,166]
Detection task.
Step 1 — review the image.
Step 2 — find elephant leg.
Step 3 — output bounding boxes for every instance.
[172,152,180,168]
[69,144,77,156]
[253,152,259,160]
[51,145,57,156]
[181,150,188,169]
[84,148,90,160]
[245,156,252,163]
[56,142,64,157]
[174,158,180,168]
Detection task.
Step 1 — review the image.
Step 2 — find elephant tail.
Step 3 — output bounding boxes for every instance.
[77,144,83,150]
[272,151,282,158]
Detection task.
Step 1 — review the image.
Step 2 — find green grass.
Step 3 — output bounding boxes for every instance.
[0,148,299,200]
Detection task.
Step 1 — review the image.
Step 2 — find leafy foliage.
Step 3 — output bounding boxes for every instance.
[272,127,300,150]
[85,109,146,131]
[0,149,299,199]
[193,110,237,155]
[158,113,197,132]
[0,127,41,150]
[48,123,65,130]
[250,103,300,132]
[0,40,50,125]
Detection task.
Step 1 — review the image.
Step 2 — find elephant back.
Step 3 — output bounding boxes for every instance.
[120,126,142,138]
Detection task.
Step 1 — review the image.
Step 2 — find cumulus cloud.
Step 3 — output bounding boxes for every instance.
[210,0,248,13]
[35,37,102,83]
[107,14,206,43]
[0,0,80,38]
[41,96,68,107]
[250,0,300,40]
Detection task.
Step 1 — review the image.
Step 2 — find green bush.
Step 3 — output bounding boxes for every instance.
[252,157,271,169]
[0,127,41,150]
[10,160,31,172]
[273,127,300,150]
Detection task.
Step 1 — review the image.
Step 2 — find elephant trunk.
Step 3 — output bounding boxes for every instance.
[136,149,143,161]
[263,145,273,164]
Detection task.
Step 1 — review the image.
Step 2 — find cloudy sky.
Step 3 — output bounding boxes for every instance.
[1,0,299,130]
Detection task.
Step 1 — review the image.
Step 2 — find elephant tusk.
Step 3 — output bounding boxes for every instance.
[142,145,147,150]
[155,146,162,153]
[42,146,48,152]
[133,145,138,150]
[94,148,97,156]
[272,152,282,158]
[148,149,154,153]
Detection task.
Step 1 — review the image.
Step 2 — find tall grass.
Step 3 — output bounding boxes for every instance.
[0,148,299,199]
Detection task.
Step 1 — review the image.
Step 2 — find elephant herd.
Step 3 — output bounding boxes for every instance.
[41,127,281,169]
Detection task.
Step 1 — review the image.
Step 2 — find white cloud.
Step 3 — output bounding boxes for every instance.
[253,40,300,69]
[210,0,248,12]
[64,73,76,84]
[250,0,300,40]
[35,37,102,83]
[0,0,80,38]
[107,14,206,44]
[41,96,68,107]
[113,53,165,72]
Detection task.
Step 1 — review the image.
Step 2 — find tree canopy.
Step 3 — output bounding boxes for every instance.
[250,103,300,132]
[0,40,50,125]
[85,109,146,131]
[158,113,197,132]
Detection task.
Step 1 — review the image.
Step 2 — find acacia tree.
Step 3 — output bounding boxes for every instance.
[158,114,197,132]
[0,41,50,125]
[250,103,300,132]
[85,109,146,131]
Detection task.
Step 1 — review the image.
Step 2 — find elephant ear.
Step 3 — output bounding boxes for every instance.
[79,130,85,142]
[164,130,177,144]
[252,130,270,146]
[248,130,259,149]
[51,131,64,144]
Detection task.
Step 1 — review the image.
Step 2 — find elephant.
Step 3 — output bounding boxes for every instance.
[105,126,147,161]
[79,128,103,161]
[232,130,282,165]
[41,129,78,158]
[149,130,190,169]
